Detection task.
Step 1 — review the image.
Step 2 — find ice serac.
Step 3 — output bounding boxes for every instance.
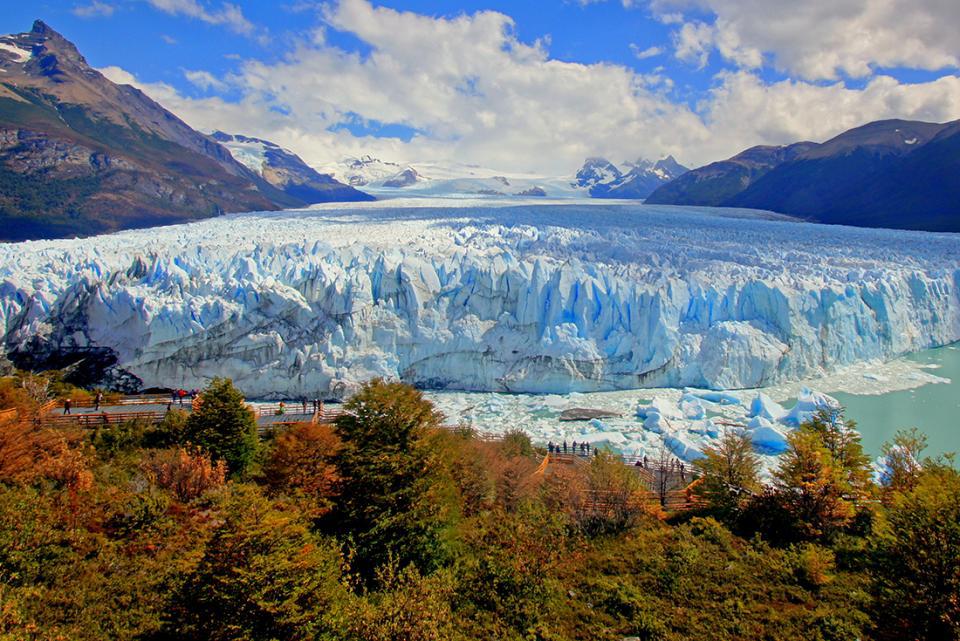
[0,202,959,397]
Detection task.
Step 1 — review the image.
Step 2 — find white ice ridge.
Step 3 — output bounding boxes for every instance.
[1,201,959,398]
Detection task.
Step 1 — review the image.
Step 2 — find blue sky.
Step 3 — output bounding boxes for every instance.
[2,1,958,173]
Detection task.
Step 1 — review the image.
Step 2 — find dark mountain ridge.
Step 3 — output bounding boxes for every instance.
[647,118,960,232]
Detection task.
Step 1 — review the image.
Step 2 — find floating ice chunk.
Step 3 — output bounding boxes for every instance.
[782,387,840,426]
[643,412,665,433]
[681,397,706,420]
[687,389,741,406]
[747,416,791,453]
[749,392,786,421]
[578,431,628,451]
[664,434,705,461]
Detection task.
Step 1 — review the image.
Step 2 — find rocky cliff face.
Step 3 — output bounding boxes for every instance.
[0,21,295,240]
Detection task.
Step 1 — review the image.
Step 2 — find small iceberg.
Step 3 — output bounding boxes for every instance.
[664,434,706,461]
[782,387,840,426]
[747,416,790,453]
[749,392,786,422]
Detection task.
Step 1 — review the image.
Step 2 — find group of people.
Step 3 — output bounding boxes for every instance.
[547,440,593,456]
[170,389,198,406]
[633,456,687,481]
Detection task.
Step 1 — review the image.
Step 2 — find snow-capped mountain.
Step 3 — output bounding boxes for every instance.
[381,167,423,188]
[575,156,689,199]
[574,158,623,193]
[324,155,404,187]
[211,132,373,204]
[2,201,958,398]
[324,159,582,198]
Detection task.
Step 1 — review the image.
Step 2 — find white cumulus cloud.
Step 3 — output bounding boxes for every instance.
[98,0,960,174]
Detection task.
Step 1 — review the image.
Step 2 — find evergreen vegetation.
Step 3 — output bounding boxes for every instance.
[182,378,258,476]
[0,376,957,641]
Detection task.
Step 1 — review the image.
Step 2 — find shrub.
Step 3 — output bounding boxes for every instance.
[871,464,960,640]
[344,564,457,641]
[147,408,189,448]
[141,447,226,502]
[0,423,66,485]
[786,543,835,589]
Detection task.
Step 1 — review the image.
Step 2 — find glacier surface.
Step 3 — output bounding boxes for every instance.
[1,200,959,399]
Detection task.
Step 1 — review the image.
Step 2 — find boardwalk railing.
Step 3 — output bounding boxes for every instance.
[63,394,171,408]
[40,411,169,428]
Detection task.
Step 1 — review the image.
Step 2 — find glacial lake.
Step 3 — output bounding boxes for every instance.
[830,344,960,459]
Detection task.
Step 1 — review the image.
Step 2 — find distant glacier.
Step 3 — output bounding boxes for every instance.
[1,200,958,397]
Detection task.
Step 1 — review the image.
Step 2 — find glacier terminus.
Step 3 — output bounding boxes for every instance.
[1,199,958,401]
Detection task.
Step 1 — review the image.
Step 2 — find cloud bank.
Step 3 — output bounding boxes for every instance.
[102,0,960,173]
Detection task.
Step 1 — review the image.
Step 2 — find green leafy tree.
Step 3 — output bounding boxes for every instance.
[183,378,258,475]
[871,464,960,641]
[695,431,761,519]
[331,379,456,582]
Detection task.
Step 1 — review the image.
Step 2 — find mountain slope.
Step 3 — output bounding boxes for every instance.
[0,21,293,240]
[210,132,372,204]
[648,118,960,232]
[726,120,960,231]
[645,143,817,206]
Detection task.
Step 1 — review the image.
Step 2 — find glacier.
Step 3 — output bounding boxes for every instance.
[1,199,959,399]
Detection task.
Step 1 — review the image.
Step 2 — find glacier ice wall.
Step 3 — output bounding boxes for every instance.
[1,201,959,397]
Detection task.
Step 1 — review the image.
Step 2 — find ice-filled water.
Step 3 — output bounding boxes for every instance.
[2,200,959,409]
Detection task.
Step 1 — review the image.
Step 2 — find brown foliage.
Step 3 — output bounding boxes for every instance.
[0,420,89,488]
[141,447,227,502]
[263,422,340,504]
[542,452,659,534]
[444,435,540,515]
[40,439,94,492]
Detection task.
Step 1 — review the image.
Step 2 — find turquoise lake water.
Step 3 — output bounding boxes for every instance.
[831,345,960,459]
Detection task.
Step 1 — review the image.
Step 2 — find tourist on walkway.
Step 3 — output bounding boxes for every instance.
[302,399,308,414]
[572,440,578,453]
[563,441,568,454]
[548,442,554,454]
[643,455,648,468]
[171,390,177,404]
[63,398,72,415]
